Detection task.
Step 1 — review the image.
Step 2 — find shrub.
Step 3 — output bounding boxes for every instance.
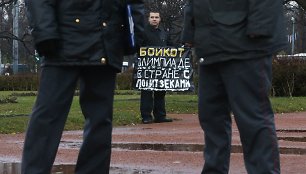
[0,73,39,91]
[116,68,134,90]
[272,57,306,97]
[0,96,18,104]
[3,59,305,97]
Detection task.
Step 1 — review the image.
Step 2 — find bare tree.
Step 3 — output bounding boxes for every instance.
[283,1,306,54]
[1,0,306,73]
[294,0,306,10]
[0,0,17,7]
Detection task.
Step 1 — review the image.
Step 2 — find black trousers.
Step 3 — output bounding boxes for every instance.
[140,90,166,120]
[21,66,116,174]
[198,56,280,174]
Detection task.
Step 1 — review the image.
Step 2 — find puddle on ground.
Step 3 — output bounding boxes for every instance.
[0,162,21,174]
[0,163,75,174]
[277,129,306,133]
[59,140,306,155]
[60,141,208,153]
[0,163,160,174]
[112,143,205,152]
[278,136,306,142]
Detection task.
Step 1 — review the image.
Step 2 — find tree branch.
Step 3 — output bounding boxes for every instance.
[295,0,306,9]
[0,0,17,7]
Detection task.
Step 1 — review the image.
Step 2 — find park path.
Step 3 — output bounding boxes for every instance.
[0,112,306,173]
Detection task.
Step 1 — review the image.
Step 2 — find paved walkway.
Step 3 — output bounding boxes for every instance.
[0,112,306,173]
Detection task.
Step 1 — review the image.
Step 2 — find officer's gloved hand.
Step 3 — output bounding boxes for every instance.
[36,39,58,58]
[248,34,270,39]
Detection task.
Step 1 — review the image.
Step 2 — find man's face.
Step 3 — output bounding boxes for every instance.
[148,12,161,28]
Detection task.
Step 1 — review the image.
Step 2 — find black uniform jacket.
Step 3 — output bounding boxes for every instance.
[182,0,287,64]
[26,0,144,71]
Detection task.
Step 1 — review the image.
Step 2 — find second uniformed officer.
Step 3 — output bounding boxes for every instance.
[182,0,287,173]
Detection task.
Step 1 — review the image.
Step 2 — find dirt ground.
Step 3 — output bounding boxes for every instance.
[1,112,306,173]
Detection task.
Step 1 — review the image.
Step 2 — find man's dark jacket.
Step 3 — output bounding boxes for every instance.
[182,0,287,64]
[26,0,144,71]
[143,24,169,46]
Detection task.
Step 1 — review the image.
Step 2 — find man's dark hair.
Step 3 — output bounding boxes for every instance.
[149,10,160,14]
[146,9,161,18]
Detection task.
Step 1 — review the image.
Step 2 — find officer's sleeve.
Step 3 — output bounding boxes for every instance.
[25,0,60,46]
[181,0,194,44]
[247,0,283,37]
[127,0,145,47]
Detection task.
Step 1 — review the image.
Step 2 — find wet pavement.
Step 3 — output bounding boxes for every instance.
[0,112,306,173]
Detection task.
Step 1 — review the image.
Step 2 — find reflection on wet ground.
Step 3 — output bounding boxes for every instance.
[60,140,306,155]
[0,163,21,174]
[0,163,75,174]
[0,163,158,174]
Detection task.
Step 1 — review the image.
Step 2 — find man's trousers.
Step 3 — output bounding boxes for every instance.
[198,56,280,174]
[140,90,166,120]
[21,66,116,174]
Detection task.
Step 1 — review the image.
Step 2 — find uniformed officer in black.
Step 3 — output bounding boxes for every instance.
[22,0,144,173]
[140,11,173,124]
[182,0,287,173]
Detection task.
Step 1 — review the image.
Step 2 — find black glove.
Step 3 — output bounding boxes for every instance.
[36,39,58,58]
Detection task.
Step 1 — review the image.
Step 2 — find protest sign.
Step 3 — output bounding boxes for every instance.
[133,46,194,91]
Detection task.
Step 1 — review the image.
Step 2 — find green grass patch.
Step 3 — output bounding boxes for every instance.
[271,97,306,113]
[0,91,305,134]
[0,116,29,134]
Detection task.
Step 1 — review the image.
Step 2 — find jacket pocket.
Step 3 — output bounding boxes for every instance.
[57,13,103,60]
[209,11,250,53]
[212,11,247,26]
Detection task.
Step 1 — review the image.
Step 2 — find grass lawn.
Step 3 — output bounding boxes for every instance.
[0,91,305,134]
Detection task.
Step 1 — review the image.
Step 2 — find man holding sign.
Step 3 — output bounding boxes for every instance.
[139,11,173,124]
[134,47,193,91]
